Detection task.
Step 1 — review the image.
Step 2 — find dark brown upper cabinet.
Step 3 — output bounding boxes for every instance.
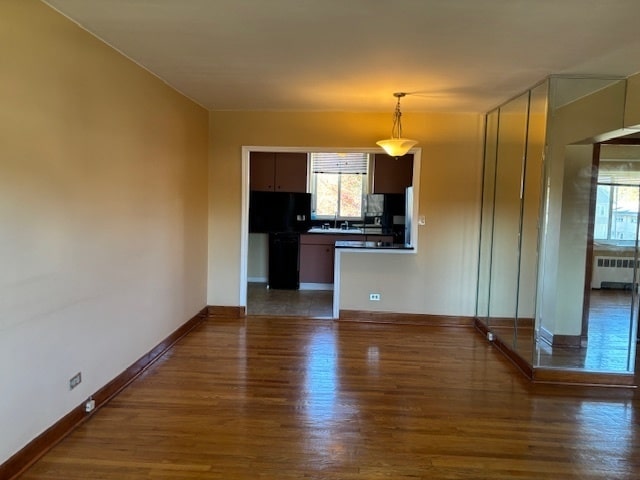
[372,153,413,194]
[250,152,308,193]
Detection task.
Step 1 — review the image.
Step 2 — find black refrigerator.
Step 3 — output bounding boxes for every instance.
[249,191,311,234]
[268,232,300,289]
[249,191,311,290]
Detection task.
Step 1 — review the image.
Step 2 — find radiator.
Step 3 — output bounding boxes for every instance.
[591,256,638,289]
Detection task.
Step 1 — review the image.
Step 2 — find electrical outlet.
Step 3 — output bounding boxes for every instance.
[369,293,381,301]
[85,398,96,413]
[69,372,82,390]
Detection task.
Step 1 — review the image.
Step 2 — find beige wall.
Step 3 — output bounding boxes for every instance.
[0,0,209,463]
[208,111,484,315]
[625,72,640,129]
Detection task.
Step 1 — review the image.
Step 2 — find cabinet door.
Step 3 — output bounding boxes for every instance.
[372,153,413,193]
[300,244,334,283]
[275,152,307,192]
[250,152,276,191]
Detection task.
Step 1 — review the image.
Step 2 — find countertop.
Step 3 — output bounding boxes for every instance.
[306,227,390,235]
[335,240,413,250]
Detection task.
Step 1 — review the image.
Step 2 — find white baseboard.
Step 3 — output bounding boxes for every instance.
[248,277,268,283]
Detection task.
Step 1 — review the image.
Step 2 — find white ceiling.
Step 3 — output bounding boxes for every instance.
[43,0,640,113]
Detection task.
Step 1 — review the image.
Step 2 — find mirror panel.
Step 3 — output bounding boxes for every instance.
[476,109,499,327]
[535,79,633,373]
[515,82,547,359]
[479,76,638,377]
[489,92,529,345]
[561,146,640,372]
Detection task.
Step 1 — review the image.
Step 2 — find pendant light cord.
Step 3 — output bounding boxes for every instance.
[391,92,406,139]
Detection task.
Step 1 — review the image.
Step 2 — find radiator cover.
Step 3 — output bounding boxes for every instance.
[591,256,638,289]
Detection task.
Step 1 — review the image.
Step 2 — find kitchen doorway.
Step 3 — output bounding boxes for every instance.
[243,146,336,319]
[241,146,417,319]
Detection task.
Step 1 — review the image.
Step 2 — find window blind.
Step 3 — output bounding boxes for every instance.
[310,152,368,174]
[598,169,640,185]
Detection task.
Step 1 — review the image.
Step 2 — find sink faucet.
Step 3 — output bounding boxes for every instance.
[334,212,338,228]
[341,221,349,230]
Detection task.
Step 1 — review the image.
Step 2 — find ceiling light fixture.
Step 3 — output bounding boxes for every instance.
[376,92,418,157]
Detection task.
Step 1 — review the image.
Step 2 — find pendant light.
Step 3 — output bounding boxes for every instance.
[376,92,418,157]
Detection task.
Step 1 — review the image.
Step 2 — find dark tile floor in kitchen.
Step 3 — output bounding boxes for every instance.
[247,282,333,318]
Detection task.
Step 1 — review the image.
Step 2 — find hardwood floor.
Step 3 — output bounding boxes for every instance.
[19,317,639,479]
[485,289,639,373]
[535,289,638,371]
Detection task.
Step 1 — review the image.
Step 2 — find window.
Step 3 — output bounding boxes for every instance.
[309,152,369,220]
[594,170,640,242]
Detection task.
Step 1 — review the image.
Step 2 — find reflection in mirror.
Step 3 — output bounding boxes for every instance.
[534,77,637,375]
[537,143,640,371]
[476,83,548,356]
[515,82,547,360]
[476,110,499,329]
[478,74,639,379]
[488,92,529,347]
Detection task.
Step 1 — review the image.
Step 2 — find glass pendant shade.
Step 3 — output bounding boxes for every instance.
[376,138,418,157]
[377,92,418,157]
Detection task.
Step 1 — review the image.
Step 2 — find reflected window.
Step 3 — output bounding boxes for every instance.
[595,171,640,243]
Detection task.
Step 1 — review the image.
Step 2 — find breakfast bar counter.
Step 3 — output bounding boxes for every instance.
[334,240,414,250]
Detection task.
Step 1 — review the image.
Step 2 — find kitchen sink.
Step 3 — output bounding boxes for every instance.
[307,227,363,234]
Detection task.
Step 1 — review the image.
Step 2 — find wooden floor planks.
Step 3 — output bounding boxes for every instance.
[18,317,640,479]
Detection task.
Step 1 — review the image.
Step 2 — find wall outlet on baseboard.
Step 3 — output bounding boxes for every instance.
[369,293,381,301]
[69,372,82,390]
[85,398,95,413]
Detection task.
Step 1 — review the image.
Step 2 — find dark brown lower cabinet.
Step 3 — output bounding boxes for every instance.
[299,234,393,284]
